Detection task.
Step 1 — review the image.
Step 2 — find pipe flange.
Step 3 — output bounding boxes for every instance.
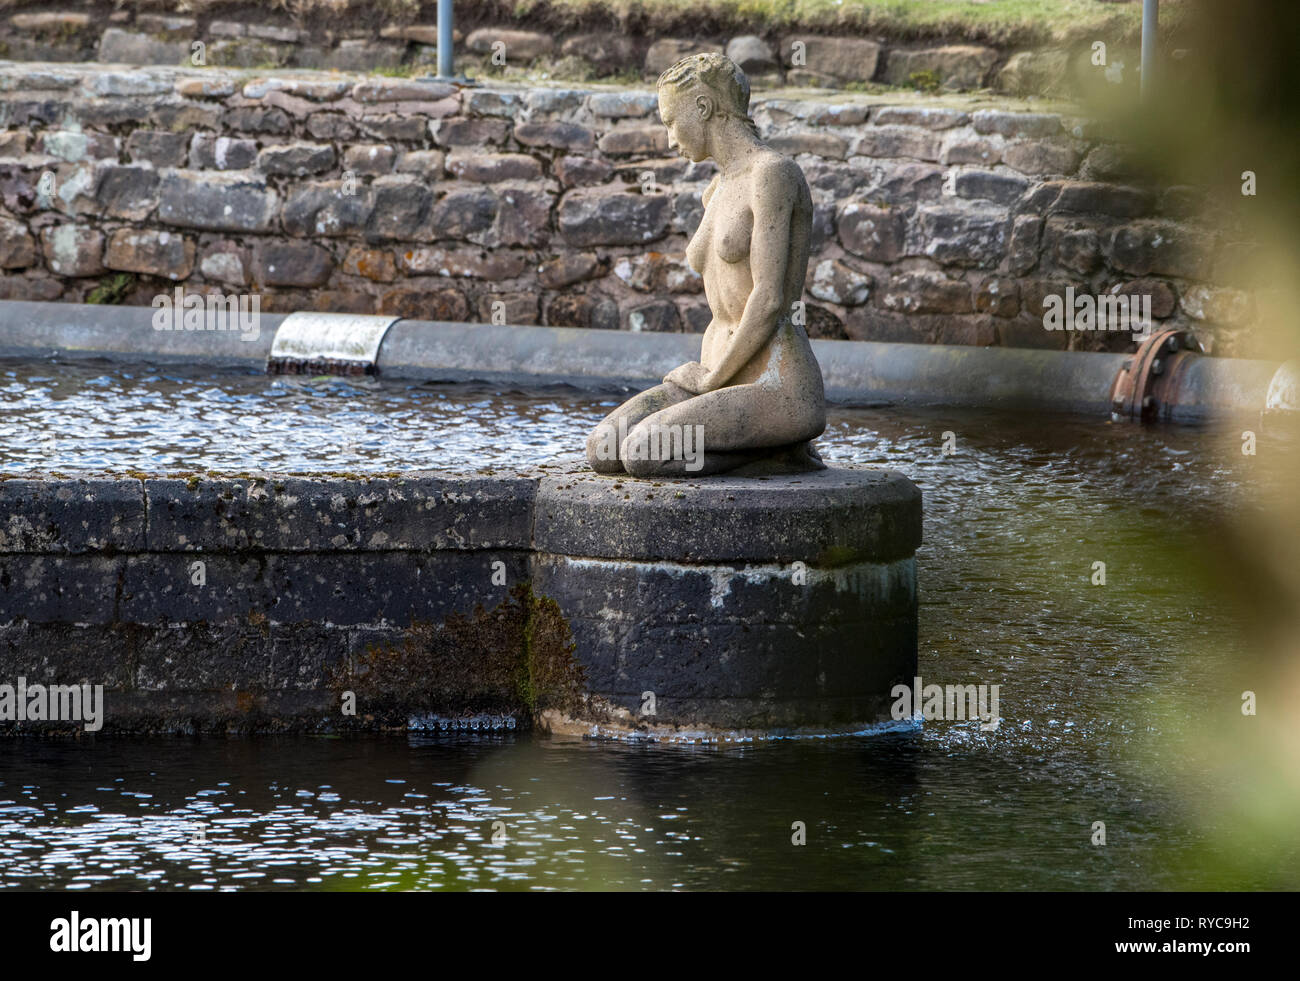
[1265,359,1300,412]
[1109,328,1203,422]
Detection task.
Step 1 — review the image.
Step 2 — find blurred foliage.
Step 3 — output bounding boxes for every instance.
[1092,0,1300,889]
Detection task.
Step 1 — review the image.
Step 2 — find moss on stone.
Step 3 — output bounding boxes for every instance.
[816,544,859,567]
[907,69,943,93]
[328,582,586,726]
[86,273,136,306]
[371,63,418,78]
[518,585,586,717]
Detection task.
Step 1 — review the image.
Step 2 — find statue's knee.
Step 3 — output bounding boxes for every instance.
[586,424,624,473]
[619,428,671,479]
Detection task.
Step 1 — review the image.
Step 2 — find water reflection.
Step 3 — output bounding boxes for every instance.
[0,360,1293,889]
[0,727,1257,891]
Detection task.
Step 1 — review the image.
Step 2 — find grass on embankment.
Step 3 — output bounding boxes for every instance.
[10,0,1192,48]
[515,0,1189,46]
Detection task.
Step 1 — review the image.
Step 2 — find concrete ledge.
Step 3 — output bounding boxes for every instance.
[141,475,538,552]
[0,467,921,736]
[0,477,146,553]
[378,319,699,389]
[534,469,921,563]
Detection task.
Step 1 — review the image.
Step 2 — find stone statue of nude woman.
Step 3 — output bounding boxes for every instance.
[585,53,827,478]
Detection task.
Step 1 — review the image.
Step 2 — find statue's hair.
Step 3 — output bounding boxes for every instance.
[657,53,761,139]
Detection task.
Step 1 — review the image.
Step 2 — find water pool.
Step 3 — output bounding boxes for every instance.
[0,358,1293,890]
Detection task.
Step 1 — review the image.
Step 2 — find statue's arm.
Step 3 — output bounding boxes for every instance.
[699,161,794,392]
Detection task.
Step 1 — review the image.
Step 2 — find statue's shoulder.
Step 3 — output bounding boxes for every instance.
[753,152,809,204]
[758,151,806,184]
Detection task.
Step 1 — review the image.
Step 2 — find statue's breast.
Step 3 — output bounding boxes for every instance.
[686,211,710,273]
[716,205,753,264]
[688,182,753,271]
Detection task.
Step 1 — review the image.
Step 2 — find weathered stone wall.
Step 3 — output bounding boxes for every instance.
[0,472,539,733]
[0,468,921,735]
[0,63,1258,355]
[0,2,1158,98]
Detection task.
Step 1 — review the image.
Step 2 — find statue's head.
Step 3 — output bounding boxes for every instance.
[657,53,760,162]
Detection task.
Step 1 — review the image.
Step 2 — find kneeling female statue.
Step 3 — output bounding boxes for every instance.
[586,53,827,478]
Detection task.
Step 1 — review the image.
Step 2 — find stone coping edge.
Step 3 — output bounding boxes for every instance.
[0,466,921,564]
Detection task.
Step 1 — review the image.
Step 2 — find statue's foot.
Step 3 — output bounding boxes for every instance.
[727,440,827,477]
[621,439,827,479]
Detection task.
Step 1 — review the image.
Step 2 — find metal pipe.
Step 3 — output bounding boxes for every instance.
[0,299,280,365]
[1160,353,1281,425]
[0,301,1286,423]
[437,0,454,81]
[1141,0,1158,101]
[811,340,1125,415]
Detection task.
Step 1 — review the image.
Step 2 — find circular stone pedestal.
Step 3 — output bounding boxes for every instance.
[531,467,922,738]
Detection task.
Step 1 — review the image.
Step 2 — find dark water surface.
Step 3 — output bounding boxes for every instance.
[0,360,1291,889]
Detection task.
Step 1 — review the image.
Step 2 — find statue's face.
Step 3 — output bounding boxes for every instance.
[659,86,711,163]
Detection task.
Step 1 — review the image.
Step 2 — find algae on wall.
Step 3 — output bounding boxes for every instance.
[329,583,588,726]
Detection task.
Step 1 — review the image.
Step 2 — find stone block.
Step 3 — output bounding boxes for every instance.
[559,187,671,247]
[158,171,279,232]
[104,228,195,279]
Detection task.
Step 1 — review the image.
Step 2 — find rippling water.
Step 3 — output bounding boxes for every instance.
[0,359,1292,890]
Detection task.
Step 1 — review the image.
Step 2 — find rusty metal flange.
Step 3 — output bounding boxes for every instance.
[1109,328,1204,423]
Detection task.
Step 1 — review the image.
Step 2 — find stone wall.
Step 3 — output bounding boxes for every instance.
[0,468,921,735]
[0,63,1259,355]
[0,2,1162,98]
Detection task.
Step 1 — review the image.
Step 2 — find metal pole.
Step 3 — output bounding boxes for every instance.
[1141,0,1158,100]
[437,0,454,80]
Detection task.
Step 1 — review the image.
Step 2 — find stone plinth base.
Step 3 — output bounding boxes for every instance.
[533,468,922,734]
